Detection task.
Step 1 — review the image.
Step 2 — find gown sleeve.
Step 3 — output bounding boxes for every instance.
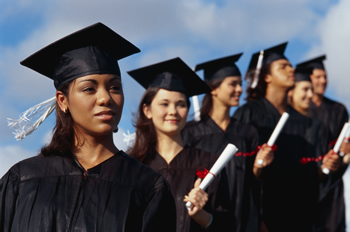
[141,175,176,232]
[0,168,19,232]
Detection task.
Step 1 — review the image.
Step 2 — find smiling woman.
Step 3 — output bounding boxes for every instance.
[127,57,234,232]
[0,22,176,232]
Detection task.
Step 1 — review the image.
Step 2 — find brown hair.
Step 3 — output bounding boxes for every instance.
[128,87,190,163]
[199,78,225,119]
[40,82,79,157]
[245,63,272,101]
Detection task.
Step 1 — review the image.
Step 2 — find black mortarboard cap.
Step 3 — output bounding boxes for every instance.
[127,57,211,97]
[296,55,326,70]
[194,53,243,82]
[20,22,140,89]
[248,42,288,70]
[294,66,312,83]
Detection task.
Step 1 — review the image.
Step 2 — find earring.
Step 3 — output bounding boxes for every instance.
[113,127,119,133]
[63,108,68,114]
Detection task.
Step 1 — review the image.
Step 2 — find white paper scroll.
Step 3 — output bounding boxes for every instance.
[192,95,201,122]
[257,112,289,166]
[185,143,238,210]
[322,122,350,174]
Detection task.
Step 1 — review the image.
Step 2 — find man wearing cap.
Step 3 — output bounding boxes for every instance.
[297,56,349,232]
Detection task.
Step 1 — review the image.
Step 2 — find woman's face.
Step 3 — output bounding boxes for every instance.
[266,59,295,88]
[212,76,242,107]
[58,74,124,137]
[143,89,188,137]
[290,81,313,113]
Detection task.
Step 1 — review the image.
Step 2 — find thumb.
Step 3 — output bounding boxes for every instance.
[194,178,202,188]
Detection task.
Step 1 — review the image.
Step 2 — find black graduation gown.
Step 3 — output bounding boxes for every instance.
[310,96,349,232]
[0,151,176,232]
[233,98,322,232]
[145,147,232,232]
[181,116,260,232]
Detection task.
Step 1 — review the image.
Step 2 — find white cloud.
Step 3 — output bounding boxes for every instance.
[0,145,36,177]
[304,0,350,110]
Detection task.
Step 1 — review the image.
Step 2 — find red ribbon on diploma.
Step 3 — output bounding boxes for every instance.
[196,167,215,179]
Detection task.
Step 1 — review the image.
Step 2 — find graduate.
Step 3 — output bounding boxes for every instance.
[127,57,233,232]
[0,23,176,232]
[233,42,329,232]
[181,53,274,232]
[297,56,349,232]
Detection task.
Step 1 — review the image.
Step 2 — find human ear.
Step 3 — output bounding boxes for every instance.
[211,88,218,96]
[56,91,69,113]
[265,74,272,84]
[142,103,152,119]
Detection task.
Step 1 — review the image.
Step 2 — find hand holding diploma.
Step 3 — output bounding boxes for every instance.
[257,112,289,166]
[185,144,238,210]
[322,122,350,174]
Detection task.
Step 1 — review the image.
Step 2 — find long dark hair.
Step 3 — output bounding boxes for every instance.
[128,87,190,163]
[200,78,225,119]
[40,81,79,157]
[245,63,272,101]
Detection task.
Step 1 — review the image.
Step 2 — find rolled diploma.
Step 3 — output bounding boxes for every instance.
[192,95,201,122]
[323,122,350,174]
[257,112,289,165]
[186,143,238,210]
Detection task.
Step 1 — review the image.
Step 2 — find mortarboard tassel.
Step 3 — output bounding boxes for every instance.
[192,95,201,122]
[251,50,264,89]
[7,97,57,140]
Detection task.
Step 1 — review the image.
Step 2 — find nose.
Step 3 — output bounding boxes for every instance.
[97,88,112,106]
[168,104,177,115]
[236,84,243,94]
[307,88,313,99]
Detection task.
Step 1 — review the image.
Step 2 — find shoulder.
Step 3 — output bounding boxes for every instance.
[233,99,265,121]
[5,154,74,182]
[323,96,348,112]
[182,147,218,167]
[108,151,166,194]
[182,117,211,136]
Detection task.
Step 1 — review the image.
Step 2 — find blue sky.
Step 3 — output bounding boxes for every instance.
[1,0,350,227]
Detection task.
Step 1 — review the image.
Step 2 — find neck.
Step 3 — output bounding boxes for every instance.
[209,98,231,131]
[73,132,118,170]
[156,132,184,164]
[265,85,289,114]
[312,93,323,106]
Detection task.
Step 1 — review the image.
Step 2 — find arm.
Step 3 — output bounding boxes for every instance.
[0,170,19,232]
[141,176,176,232]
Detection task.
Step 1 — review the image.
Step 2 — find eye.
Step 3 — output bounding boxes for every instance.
[83,87,95,93]
[160,102,168,107]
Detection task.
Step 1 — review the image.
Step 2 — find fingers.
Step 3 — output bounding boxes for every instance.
[194,178,202,188]
[339,141,350,154]
[254,144,274,168]
[185,187,208,216]
[322,150,341,173]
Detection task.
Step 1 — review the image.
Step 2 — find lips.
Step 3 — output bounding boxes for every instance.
[165,119,180,124]
[95,110,116,120]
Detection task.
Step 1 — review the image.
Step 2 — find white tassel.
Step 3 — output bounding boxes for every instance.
[192,95,201,122]
[7,97,57,140]
[123,130,135,148]
[251,50,264,89]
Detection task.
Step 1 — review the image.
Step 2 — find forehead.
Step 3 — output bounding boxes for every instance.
[223,76,241,82]
[271,59,291,66]
[295,80,312,89]
[153,88,187,101]
[312,69,326,75]
[75,73,121,82]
